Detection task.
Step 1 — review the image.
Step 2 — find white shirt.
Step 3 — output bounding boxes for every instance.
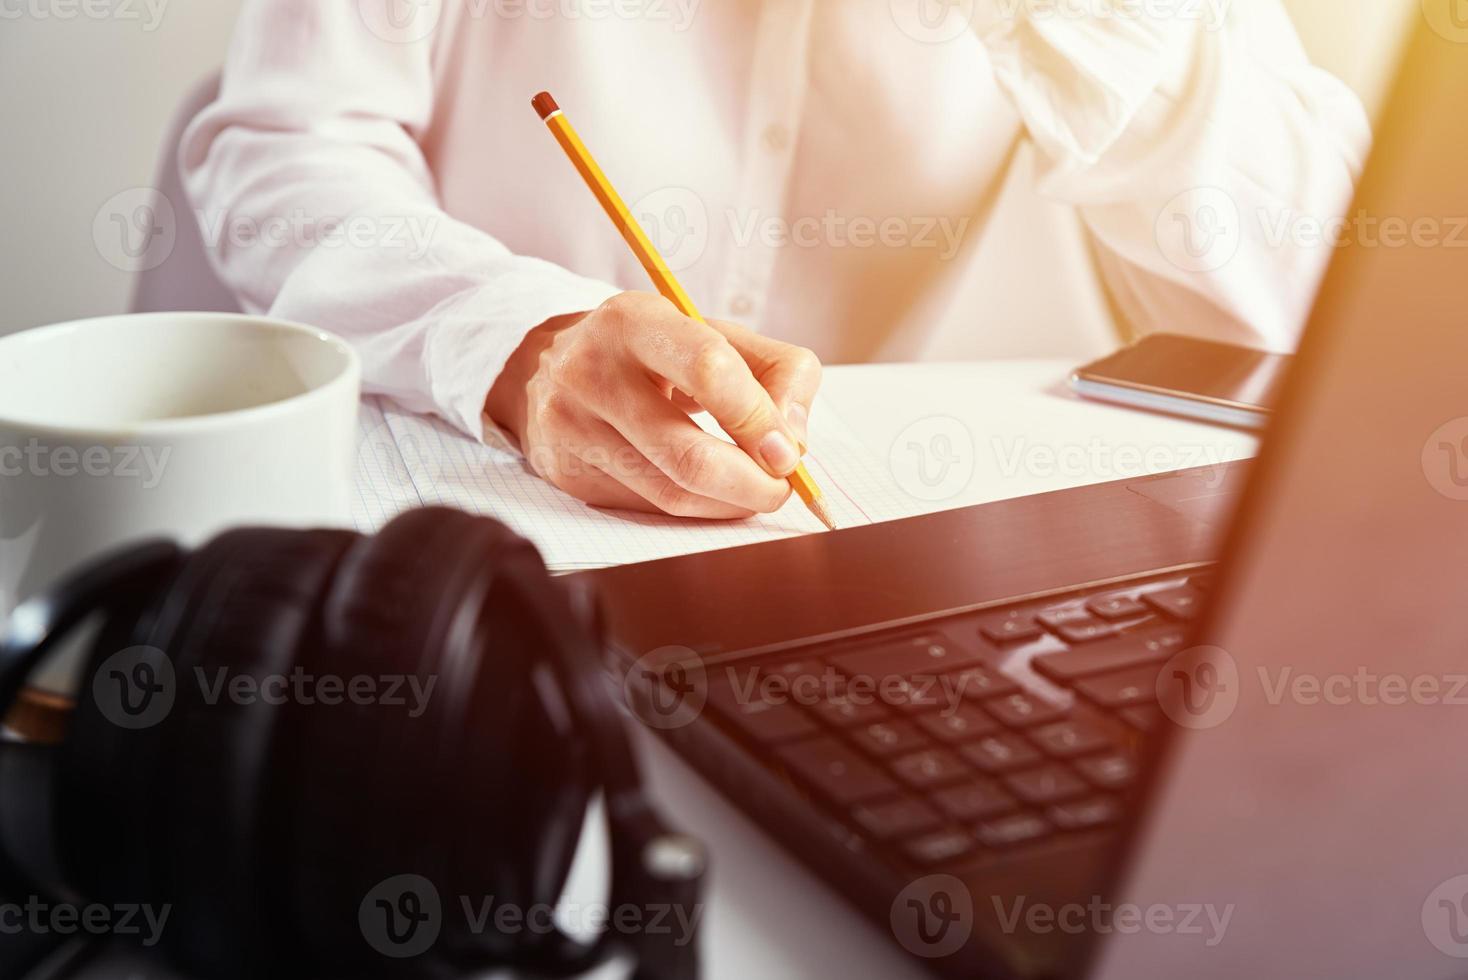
[182,0,1369,441]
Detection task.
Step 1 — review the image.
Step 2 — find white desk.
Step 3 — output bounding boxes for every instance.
[826,361,1257,510]
[557,360,1259,980]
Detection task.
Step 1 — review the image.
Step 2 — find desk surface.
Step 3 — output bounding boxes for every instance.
[558,360,1259,980]
[60,361,1260,980]
[826,360,1257,510]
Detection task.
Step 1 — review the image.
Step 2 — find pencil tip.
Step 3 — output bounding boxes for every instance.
[807,497,839,531]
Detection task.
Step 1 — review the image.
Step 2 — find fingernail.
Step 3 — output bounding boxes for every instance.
[758,430,800,476]
[785,403,809,451]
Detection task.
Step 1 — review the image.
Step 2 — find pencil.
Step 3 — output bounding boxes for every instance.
[532,90,837,531]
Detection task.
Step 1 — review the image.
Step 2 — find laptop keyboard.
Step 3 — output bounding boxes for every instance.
[689,568,1215,873]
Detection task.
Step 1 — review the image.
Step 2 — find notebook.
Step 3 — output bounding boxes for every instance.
[351,397,919,571]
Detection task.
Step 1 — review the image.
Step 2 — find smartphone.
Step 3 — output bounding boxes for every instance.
[1070,334,1291,430]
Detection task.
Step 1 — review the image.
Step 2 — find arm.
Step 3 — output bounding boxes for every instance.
[970,0,1372,350]
[184,1,817,518]
[181,0,621,440]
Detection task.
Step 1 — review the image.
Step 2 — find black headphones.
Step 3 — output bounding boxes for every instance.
[0,507,705,980]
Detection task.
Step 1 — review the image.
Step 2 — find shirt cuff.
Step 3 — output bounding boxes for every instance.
[421,263,621,443]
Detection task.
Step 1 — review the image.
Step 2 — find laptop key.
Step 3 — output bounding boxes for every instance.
[812,694,889,728]
[1004,764,1090,805]
[1032,625,1189,684]
[761,658,825,681]
[960,732,1045,773]
[851,797,943,839]
[933,779,1018,821]
[1073,750,1139,790]
[984,692,1068,728]
[976,812,1053,848]
[1029,718,1115,759]
[891,748,969,789]
[916,704,999,743]
[904,829,976,866]
[706,682,820,743]
[1143,586,1205,621]
[1074,666,1162,710]
[946,665,1019,700]
[776,738,899,805]
[885,676,968,714]
[850,719,929,757]
[1056,619,1122,644]
[829,635,982,683]
[1086,594,1148,621]
[1037,607,1094,633]
[977,611,1042,644]
[1137,627,1191,656]
[1048,795,1122,831]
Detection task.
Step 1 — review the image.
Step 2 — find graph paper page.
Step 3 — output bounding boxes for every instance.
[351,396,918,570]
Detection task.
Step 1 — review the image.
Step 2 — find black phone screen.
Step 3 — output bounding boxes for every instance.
[1075,334,1290,411]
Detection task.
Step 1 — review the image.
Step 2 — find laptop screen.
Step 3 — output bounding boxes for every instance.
[1092,21,1468,980]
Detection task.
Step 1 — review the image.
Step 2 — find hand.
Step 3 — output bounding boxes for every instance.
[485,291,823,519]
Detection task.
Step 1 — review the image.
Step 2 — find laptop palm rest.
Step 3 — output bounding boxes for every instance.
[581,462,1246,664]
[1125,464,1250,528]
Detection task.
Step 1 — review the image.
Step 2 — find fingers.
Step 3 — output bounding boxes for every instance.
[598,386,792,514]
[577,417,762,520]
[543,463,662,514]
[610,296,804,478]
[556,463,754,520]
[708,320,823,448]
[523,392,767,519]
[668,388,703,415]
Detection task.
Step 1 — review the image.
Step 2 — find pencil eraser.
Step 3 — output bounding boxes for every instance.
[531,92,560,120]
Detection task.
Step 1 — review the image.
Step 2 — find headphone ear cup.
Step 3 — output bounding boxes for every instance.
[156,527,357,976]
[0,739,63,900]
[290,507,492,971]
[288,507,592,974]
[449,558,595,947]
[56,544,213,907]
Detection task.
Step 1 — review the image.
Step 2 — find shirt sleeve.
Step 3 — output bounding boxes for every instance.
[970,0,1372,351]
[180,0,620,440]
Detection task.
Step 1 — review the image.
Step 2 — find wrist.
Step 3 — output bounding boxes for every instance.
[485,311,587,444]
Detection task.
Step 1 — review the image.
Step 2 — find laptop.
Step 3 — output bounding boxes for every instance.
[578,20,1468,980]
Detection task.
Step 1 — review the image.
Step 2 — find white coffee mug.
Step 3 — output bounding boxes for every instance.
[0,312,361,688]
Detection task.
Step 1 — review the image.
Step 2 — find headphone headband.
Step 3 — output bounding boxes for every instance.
[0,540,181,717]
[497,543,706,980]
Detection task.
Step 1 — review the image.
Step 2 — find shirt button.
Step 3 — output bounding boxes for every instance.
[730,294,755,317]
[762,124,790,153]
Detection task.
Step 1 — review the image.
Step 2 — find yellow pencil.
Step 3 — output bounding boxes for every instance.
[532,91,837,531]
